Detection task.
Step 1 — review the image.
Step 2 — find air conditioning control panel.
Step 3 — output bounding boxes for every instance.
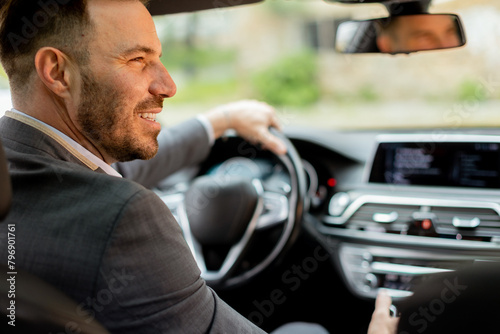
[325,192,500,243]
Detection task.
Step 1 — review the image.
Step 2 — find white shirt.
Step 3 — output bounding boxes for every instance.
[10,109,123,177]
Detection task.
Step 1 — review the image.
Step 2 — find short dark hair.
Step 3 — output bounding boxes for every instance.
[0,0,92,93]
[0,0,150,94]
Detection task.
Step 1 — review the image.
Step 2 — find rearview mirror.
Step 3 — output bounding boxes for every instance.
[324,0,392,3]
[336,14,466,54]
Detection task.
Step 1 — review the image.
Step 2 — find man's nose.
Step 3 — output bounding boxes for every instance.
[150,63,177,98]
[441,36,460,49]
[438,31,461,49]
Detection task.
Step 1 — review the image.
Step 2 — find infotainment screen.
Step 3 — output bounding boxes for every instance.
[368,140,500,188]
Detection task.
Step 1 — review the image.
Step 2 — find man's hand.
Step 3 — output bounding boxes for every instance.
[367,290,399,334]
[206,100,287,156]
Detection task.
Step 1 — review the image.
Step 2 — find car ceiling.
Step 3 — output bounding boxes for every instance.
[147,0,264,15]
[145,0,430,16]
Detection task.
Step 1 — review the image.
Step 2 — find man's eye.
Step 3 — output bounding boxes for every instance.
[128,57,147,68]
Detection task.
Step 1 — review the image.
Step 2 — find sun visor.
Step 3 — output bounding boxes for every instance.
[147,0,264,15]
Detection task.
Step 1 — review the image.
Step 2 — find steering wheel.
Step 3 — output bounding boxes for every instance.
[159,130,307,289]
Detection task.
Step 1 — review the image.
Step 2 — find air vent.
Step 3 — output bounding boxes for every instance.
[432,206,500,241]
[347,203,420,234]
[342,200,500,242]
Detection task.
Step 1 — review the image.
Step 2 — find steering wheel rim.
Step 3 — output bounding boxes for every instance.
[161,130,307,289]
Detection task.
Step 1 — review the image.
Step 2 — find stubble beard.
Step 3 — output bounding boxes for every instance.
[76,69,161,162]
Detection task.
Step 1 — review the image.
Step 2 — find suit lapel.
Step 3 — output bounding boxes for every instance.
[0,112,101,173]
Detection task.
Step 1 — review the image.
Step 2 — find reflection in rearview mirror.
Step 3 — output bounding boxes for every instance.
[336,14,466,54]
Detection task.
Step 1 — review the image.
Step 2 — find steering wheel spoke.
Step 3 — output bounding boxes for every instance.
[199,179,264,283]
[161,180,267,285]
[256,191,289,230]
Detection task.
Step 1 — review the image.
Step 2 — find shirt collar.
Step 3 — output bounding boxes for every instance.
[10,109,122,178]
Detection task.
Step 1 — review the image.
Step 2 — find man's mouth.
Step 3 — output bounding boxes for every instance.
[138,113,158,122]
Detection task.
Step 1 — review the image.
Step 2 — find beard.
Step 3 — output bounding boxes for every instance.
[76,69,163,162]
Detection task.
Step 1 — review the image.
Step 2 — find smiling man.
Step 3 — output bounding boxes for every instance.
[0,1,327,333]
[376,14,462,53]
[75,1,175,164]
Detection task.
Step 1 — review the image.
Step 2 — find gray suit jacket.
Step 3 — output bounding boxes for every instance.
[0,113,265,334]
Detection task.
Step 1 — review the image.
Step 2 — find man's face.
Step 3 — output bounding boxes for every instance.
[393,15,461,52]
[76,0,176,163]
[77,67,165,162]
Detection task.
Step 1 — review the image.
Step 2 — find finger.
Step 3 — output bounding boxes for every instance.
[260,130,287,156]
[373,289,394,318]
[265,138,287,156]
[375,289,392,309]
[269,113,282,132]
[252,101,281,130]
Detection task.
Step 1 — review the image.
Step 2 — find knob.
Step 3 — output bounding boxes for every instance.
[364,273,378,289]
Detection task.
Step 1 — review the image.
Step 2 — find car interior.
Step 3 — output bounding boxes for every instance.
[1,0,500,333]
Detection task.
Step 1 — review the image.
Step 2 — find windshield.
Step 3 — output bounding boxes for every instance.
[151,0,500,130]
[1,0,499,130]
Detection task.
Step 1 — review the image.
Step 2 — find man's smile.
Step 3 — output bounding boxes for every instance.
[138,112,159,122]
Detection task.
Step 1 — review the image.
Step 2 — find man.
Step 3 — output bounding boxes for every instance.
[0,0,326,333]
[376,14,462,54]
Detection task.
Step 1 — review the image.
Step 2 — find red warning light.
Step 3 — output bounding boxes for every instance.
[421,219,432,230]
[327,178,337,187]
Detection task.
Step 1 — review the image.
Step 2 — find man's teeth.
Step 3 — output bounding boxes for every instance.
[138,113,157,122]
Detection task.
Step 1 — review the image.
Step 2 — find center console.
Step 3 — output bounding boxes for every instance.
[319,134,500,299]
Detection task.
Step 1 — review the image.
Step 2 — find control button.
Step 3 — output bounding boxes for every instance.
[362,252,373,262]
[364,273,378,289]
[452,216,480,228]
[372,211,398,223]
[329,192,350,216]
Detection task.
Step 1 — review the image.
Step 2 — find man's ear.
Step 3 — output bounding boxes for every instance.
[34,47,75,97]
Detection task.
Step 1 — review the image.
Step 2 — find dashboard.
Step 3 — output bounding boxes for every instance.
[286,128,500,301]
[155,126,500,304]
